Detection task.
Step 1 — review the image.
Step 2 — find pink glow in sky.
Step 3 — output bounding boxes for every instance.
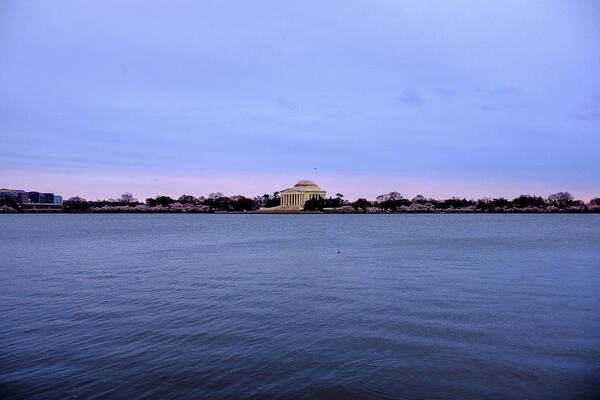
[1,1,599,200]
[2,170,597,203]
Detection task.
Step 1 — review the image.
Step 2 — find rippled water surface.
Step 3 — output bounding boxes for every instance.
[1,214,599,399]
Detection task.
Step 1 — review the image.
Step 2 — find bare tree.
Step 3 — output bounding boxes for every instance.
[64,196,90,212]
[208,192,224,200]
[377,192,403,203]
[178,195,199,204]
[388,192,403,201]
[253,196,266,208]
[411,194,426,203]
[119,192,136,203]
[548,192,573,208]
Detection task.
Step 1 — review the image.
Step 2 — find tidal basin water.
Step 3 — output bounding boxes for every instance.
[1,214,599,399]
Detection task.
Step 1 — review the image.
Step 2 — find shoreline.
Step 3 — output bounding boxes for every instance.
[3,209,599,215]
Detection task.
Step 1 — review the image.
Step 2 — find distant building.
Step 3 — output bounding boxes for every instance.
[0,189,28,203]
[54,195,63,205]
[260,180,326,211]
[26,191,59,204]
[42,193,54,204]
[28,191,41,203]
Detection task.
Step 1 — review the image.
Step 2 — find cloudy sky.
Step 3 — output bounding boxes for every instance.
[1,0,599,200]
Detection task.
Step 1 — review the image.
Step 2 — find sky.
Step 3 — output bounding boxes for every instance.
[1,0,599,201]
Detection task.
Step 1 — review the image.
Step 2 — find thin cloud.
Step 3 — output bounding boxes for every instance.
[276,97,299,112]
[397,90,424,105]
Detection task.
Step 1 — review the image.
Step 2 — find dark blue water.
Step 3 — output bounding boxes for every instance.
[1,214,599,399]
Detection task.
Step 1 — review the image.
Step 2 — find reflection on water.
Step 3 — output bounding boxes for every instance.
[1,214,599,399]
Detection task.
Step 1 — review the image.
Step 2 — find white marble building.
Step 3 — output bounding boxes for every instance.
[261,180,326,211]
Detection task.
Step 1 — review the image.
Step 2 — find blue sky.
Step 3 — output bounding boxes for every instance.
[1,0,599,200]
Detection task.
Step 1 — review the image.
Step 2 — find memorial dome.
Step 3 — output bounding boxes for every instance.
[293,180,320,190]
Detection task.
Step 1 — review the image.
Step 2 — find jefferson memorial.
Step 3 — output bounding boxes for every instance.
[261,180,326,211]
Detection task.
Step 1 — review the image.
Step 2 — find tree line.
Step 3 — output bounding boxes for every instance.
[326,191,600,213]
[69,191,600,213]
[2,190,599,213]
[61,192,282,213]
